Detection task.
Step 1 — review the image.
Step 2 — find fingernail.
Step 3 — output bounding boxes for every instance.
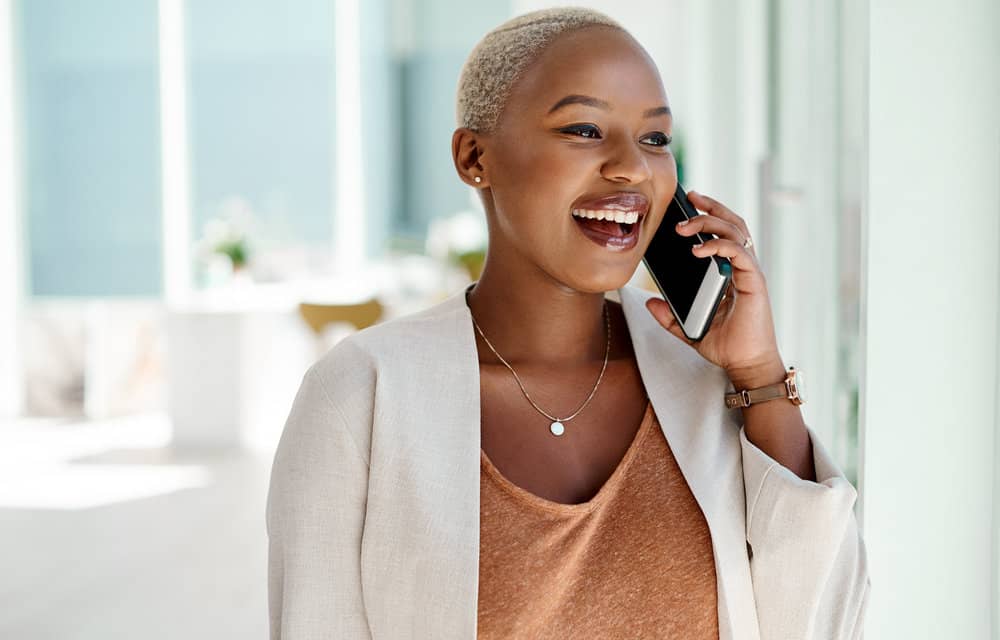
[677,219,689,226]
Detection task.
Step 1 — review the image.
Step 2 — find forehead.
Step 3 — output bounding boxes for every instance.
[507,26,668,115]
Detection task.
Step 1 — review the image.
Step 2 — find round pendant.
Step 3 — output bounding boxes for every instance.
[550,421,565,436]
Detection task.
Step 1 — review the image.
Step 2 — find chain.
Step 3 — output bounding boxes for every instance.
[466,291,610,423]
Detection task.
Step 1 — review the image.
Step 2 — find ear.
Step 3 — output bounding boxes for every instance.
[451,127,490,188]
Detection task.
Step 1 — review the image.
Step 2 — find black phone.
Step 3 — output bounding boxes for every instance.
[641,183,732,342]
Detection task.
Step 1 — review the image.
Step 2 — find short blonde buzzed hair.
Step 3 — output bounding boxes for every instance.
[455,7,625,134]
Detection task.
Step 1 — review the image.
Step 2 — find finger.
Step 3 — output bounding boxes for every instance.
[686,191,752,242]
[675,214,745,247]
[691,238,758,277]
[645,298,695,345]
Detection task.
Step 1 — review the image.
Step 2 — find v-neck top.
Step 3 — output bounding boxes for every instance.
[477,400,719,639]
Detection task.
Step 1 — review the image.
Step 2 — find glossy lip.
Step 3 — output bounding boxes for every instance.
[570,191,650,220]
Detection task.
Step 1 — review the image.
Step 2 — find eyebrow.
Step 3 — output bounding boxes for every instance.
[547,94,671,119]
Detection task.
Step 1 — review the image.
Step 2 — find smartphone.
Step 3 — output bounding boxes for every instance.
[641,183,732,342]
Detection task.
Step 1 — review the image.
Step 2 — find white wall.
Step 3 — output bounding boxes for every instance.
[995,264,1000,639]
[0,0,23,418]
[763,0,844,467]
[861,1,1000,637]
[684,0,767,226]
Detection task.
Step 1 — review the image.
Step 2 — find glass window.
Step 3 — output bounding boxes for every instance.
[18,0,163,297]
[185,0,336,278]
[392,1,510,238]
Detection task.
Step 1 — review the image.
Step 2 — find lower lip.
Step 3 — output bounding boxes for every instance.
[572,215,642,251]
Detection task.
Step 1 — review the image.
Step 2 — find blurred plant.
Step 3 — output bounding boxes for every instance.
[214,233,249,270]
[425,210,488,281]
[197,196,257,275]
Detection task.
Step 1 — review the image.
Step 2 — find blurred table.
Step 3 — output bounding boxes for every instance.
[165,259,471,450]
[166,302,310,450]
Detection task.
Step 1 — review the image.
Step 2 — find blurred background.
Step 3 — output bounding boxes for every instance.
[0,0,996,638]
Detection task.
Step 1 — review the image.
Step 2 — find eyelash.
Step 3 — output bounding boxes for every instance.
[560,124,672,147]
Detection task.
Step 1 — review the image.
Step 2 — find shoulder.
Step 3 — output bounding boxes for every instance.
[291,291,470,462]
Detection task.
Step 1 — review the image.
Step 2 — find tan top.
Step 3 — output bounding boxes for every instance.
[477,400,719,639]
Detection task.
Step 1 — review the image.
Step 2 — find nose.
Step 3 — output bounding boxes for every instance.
[600,134,652,184]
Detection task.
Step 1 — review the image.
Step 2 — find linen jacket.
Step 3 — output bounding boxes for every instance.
[266,283,871,639]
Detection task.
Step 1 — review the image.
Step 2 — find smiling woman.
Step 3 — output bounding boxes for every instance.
[266,7,870,640]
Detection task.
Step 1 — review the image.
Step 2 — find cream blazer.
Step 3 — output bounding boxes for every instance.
[266,284,871,639]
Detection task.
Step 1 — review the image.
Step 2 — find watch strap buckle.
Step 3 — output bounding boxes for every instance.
[740,389,751,408]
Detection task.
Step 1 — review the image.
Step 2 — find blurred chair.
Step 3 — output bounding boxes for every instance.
[298,298,384,355]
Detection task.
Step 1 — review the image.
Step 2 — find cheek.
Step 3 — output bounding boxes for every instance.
[494,145,586,221]
[652,157,678,206]
[505,140,581,181]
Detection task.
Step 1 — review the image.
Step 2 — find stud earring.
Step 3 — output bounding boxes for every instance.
[474,176,482,183]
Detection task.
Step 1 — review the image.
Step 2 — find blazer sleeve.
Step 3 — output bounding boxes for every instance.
[266,359,373,639]
[740,423,871,640]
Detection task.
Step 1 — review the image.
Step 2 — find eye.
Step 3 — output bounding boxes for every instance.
[560,124,602,139]
[641,132,672,147]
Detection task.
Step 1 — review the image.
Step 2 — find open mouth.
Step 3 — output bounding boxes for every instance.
[571,209,644,250]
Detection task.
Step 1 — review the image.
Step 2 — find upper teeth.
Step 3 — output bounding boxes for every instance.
[572,209,640,224]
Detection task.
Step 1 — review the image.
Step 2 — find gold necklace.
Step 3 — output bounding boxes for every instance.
[465,290,611,437]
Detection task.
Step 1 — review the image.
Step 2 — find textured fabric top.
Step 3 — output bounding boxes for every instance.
[477,400,719,638]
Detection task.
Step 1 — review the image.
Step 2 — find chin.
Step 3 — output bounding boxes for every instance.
[561,269,635,295]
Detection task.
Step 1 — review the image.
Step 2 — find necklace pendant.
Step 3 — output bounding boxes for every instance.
[550,421,565,436]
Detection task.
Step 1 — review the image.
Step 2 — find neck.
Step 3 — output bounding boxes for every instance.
[465,265,614,368]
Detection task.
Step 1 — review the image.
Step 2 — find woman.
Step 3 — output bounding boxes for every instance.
[267,7,870,639]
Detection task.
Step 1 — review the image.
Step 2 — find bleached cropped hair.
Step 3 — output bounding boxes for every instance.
[455,7,625,134]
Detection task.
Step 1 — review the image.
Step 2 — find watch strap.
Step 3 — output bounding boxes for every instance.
[725,381,789,409]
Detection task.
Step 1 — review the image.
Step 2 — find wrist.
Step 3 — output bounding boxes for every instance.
[727,356,787,391]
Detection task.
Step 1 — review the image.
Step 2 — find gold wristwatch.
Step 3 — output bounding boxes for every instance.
[724,367,806,409]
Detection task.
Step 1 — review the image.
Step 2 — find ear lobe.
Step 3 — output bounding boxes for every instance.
[452,127,488,187]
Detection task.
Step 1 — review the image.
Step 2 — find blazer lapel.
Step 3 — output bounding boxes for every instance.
[361,287,482,638]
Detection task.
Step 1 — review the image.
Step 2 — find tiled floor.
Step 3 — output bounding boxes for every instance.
[0,414,273,639]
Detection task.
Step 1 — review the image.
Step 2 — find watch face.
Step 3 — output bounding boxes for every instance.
[791,369,806,402]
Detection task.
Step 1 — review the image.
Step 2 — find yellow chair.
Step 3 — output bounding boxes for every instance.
[298,298,384,341]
